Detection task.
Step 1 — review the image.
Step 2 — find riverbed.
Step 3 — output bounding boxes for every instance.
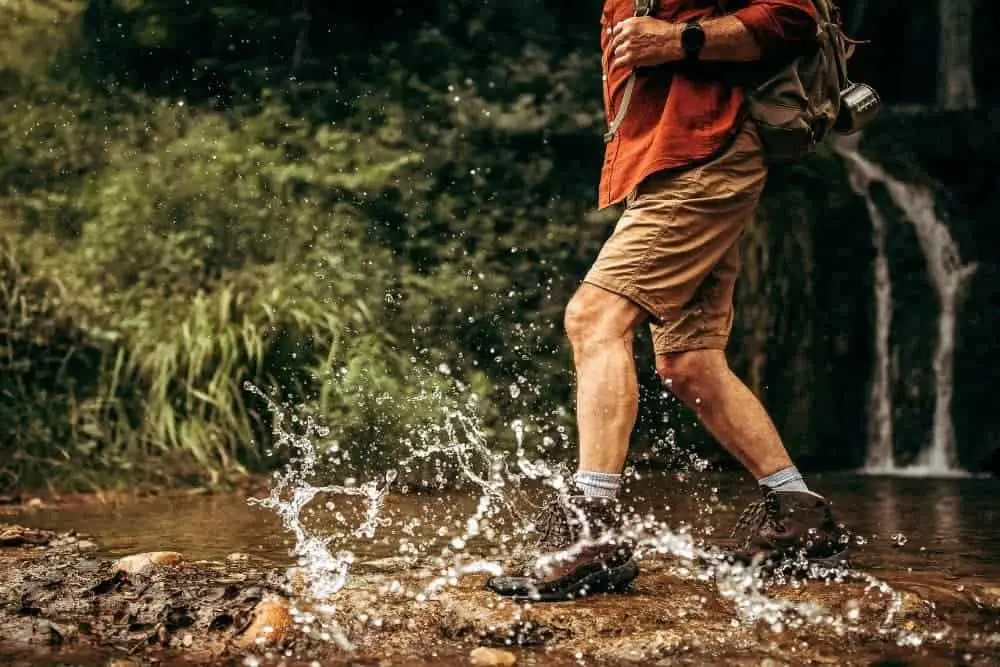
[3,471,999,666]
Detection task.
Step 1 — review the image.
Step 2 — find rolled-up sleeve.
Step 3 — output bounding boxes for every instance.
[732,0,819,56]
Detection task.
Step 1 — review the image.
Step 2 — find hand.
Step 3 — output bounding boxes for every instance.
[608,17,682,70]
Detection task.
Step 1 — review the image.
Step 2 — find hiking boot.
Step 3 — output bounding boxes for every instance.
[728,487,850,569]
[485,494,638,601]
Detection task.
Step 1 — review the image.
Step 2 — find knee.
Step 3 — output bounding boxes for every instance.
[656,351,724,407]
[564,290,635,354]
[564,295,600,351]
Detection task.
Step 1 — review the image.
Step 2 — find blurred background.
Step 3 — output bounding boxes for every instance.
[1,0,997,493]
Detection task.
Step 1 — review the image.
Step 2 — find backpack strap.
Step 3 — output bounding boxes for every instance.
[604,0,657,143]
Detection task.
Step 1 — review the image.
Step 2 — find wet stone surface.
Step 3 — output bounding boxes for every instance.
[1,523,999,666]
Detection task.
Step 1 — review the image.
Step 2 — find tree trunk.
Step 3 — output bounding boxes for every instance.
[938,0,977,109]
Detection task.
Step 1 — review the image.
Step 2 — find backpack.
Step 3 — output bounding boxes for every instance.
[746,0,877,163]
[604,0,878,164]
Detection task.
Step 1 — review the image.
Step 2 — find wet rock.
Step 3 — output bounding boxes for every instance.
[591,629,685,662]
[0,524,55,547]
[113,551,184,575]
[979,586,1000,608]
[468,646,516,666]
[239,595,292,648]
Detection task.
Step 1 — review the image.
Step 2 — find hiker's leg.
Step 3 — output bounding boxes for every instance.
[644,122,808,491]
[655,350,792,478]
[564,284,648,476]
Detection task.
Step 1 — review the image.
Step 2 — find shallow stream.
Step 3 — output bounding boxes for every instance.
[11,472,1000,583]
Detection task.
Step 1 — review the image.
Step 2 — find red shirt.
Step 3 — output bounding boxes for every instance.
[598,0,819,209]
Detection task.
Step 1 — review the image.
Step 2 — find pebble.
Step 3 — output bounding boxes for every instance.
[469,647,517,666]
[239,596,292,647]
[113,551,184,575]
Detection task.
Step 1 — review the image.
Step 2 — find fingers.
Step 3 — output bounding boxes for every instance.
[608,18,635,67]
[612,44,635,70]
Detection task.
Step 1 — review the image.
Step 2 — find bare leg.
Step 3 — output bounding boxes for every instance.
[656,349,792,479]
[564,284,648,473]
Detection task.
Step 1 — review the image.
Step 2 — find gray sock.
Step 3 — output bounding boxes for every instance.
[573,470,621,498]
[757,465,809,493]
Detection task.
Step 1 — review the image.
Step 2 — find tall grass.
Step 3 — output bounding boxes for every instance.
[0,84,466,489]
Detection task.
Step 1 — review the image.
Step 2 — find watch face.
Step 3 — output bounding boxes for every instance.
[682,24,705,53]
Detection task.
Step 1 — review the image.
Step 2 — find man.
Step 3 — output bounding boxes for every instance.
[486,0,848,601]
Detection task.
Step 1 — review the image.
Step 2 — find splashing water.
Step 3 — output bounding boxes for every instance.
[245,366,926,656]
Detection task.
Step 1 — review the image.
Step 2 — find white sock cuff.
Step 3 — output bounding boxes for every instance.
[574,470,622,498]
[757,465,809,493]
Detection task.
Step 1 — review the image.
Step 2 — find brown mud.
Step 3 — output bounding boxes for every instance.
[1,524,1000,666]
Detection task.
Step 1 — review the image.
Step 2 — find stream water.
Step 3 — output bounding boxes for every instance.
[11,472,1000,583]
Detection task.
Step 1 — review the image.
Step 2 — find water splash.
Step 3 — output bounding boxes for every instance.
[835,136,977,476]
[246,364,929,656]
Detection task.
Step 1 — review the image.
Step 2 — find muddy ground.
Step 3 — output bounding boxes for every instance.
[1,523,999,666]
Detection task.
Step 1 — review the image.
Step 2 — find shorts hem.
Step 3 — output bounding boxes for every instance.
[582,273,665,321]
[653,334,730,355]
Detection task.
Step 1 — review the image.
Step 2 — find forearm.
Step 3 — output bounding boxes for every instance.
[698,16,763,62]
[608,3,816,71]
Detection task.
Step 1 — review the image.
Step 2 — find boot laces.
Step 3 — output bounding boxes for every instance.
[534,500,573,552]
[731,492,779,544]
[505,500,572,573]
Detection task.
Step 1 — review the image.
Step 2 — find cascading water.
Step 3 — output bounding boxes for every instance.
[834,135,978,476]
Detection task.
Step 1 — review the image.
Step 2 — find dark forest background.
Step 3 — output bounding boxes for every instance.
[1,0,997,490]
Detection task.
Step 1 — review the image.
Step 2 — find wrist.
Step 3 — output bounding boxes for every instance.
[680,20,706,62]
[659,22,684,62]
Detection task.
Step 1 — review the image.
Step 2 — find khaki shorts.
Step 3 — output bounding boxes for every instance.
[584,122,767,355]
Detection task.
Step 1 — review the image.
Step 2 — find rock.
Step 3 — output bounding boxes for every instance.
[226,552,251,562]
[239,596,293,648]
[0,524,55,547]
[593,630,685,663]
[113,551,184,575]
[469,647,517,666]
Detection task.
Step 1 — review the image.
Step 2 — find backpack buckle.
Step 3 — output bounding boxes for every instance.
[634,0,655,17]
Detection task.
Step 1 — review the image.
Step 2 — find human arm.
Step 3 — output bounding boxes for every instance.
[609,1,818,69]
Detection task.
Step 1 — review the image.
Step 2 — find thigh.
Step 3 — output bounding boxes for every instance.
[586,122,767,332]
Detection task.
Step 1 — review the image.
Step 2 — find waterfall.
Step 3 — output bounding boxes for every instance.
[833,136,977,476]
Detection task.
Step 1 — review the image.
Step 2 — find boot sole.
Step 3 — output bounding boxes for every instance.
[701,548,851,578]
[490,559,640,602]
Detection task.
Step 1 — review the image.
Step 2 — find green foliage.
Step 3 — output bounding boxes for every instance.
[0,80,489,489]
[0,0,888,489]
[0,0,648,489]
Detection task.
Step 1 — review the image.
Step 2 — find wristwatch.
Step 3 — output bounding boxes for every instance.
[681,21,706,62]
